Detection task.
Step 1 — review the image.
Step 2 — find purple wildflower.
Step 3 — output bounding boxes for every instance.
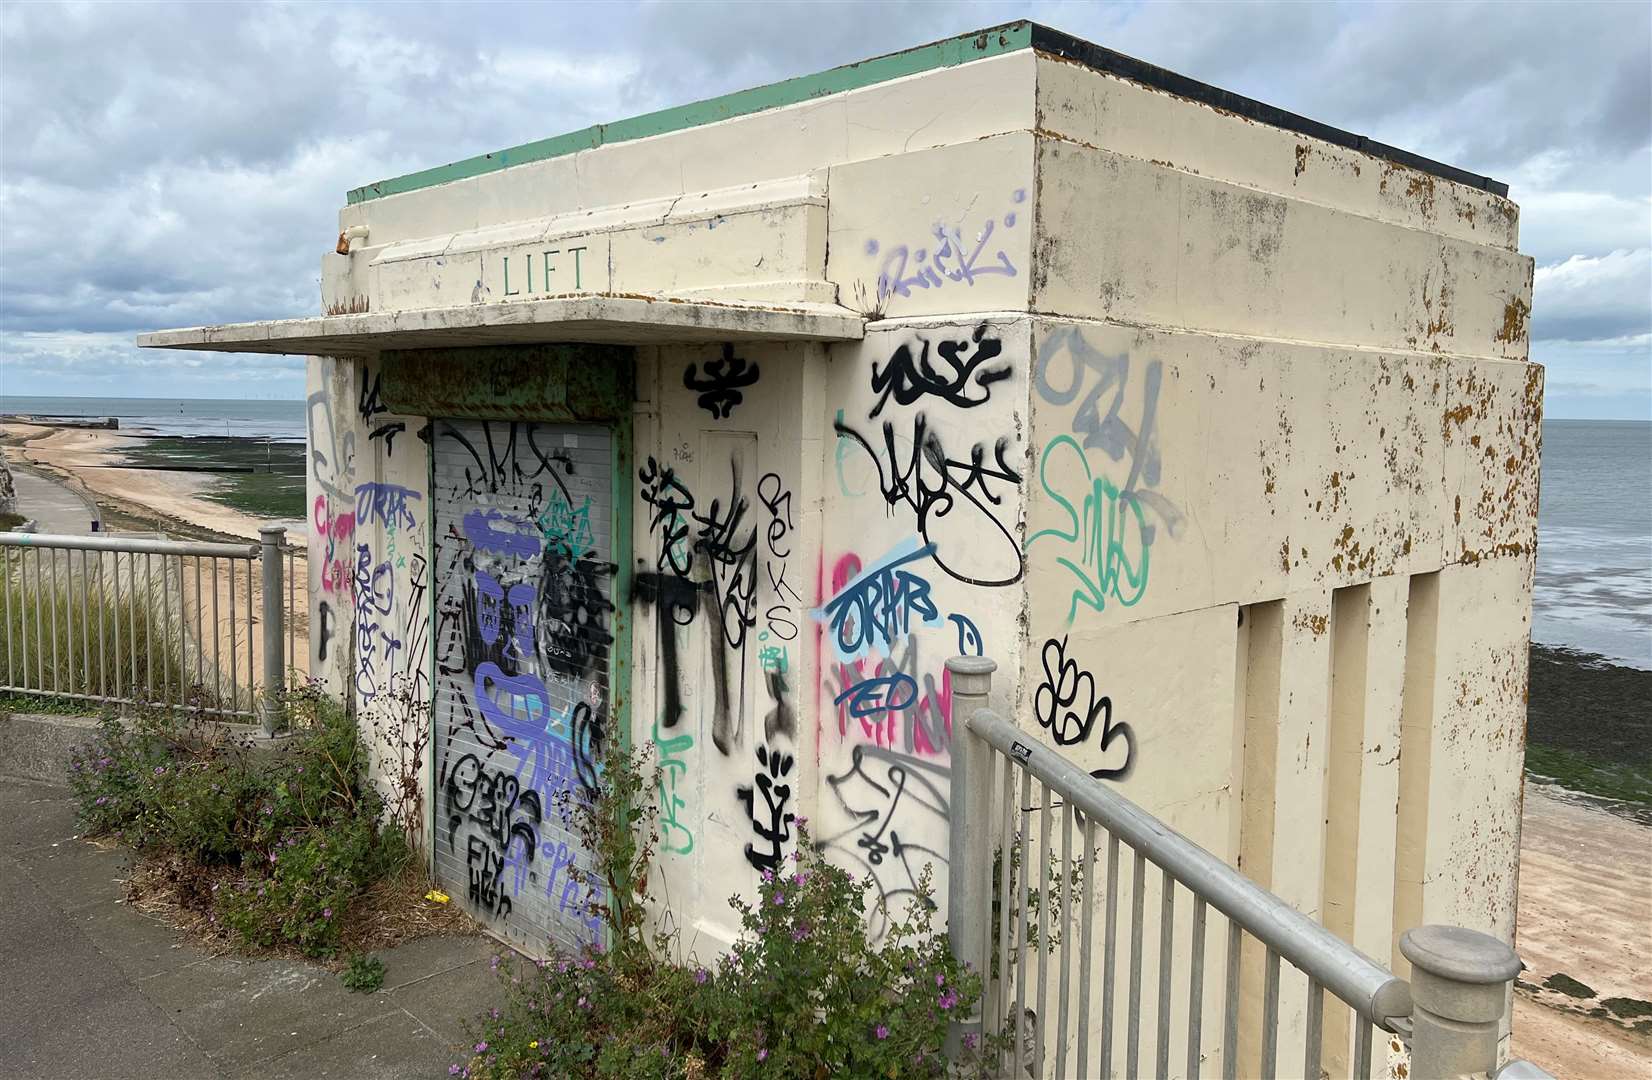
[473,1041,488,1054]
[772,891,785,906]
[963,1032,980,1051]
[935,973,945,987]
[95,796,108,806]
[322,907,332,918]
[876,1025,890,1040]
[757,1049,768,1062]
[449,1066,462,1076]
[939,989,959,1011]
[694,968,709,985]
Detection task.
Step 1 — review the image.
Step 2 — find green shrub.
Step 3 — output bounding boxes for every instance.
[454,743,994,1080]
[66,692,409,958]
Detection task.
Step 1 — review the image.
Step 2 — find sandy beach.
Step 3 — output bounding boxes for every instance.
[0,421,305,543]
[1,420,312,681]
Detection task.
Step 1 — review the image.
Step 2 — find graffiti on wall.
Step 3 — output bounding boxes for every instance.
[358,369,405,453]
[821,745,950,940]
[1028,328,1184,622]
[736,743,796,874]
[866,191,1025,302]
[684,345,760,420]
[833,411,1023,588]
[1032,635,1134,779]
[869,323,1011,417]
[756,472,800,742]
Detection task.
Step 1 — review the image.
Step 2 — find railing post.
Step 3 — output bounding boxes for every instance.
[258,526,285,734]
[945,655,998,1059]
[1399,925,1523,1079]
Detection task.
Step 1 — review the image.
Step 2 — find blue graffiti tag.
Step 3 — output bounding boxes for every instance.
[462,509,540,559]
[814,539,942,662]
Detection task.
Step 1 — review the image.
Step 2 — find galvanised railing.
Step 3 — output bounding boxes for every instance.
[0,527,296,730]
[944,657,1554,1080]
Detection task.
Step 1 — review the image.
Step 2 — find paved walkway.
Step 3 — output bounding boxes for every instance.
[6,462,100,534]
[0,776,496,1079]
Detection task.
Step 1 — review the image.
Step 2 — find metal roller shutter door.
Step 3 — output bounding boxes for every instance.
[431,418,614,955]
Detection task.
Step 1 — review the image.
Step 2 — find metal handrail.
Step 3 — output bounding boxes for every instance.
[0,531,257,558]
[966,708,1412,1030]
[944,656,1551,1080]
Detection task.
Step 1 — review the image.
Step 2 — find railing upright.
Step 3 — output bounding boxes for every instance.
[944,655,998,1058]
[258,526,285,733]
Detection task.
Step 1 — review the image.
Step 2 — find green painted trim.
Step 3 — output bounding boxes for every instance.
[600,406,634,958]
[347,22,1032,205]
[425,418,440,873]
[609,410,634,756]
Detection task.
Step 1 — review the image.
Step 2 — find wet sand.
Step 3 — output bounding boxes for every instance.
[1510,783,1652,1076]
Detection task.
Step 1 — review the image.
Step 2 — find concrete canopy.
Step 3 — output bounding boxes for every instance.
[136,293,865,357]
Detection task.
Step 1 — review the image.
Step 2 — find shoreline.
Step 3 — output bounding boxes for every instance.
[0,421,306,544]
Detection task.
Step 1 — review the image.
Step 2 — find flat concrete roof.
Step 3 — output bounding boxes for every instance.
[137,294,866,357]
[347,21,1508,206]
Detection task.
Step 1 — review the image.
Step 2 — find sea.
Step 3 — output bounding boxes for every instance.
[0,394,306,443]
[1532,420,1652,669]
[3,397,1648,667]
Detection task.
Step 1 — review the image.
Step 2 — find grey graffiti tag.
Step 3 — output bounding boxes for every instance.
[1034,327,1184,541]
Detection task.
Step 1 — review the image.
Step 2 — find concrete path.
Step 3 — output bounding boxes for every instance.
[0,776,496,1079]
[6,462,100,535]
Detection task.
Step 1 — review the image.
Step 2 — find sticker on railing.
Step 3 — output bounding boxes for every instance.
[1010,741,1033,764]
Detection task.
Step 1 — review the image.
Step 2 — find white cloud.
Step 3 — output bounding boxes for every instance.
[0,0,1647,416]
[1533,248,1652,343]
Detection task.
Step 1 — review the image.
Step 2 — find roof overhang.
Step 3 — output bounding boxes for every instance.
[137,294,866,357]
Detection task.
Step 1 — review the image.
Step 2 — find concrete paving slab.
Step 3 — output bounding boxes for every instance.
[14,837,129,912]
[376,931,496,991]
[0,775,487,1078]
[0,853,219,1080]
[141,955,403,1073]
[69,902,215,981]
[0,778,79,853]
[233,1010,454,1079]
[387,956,499,1049]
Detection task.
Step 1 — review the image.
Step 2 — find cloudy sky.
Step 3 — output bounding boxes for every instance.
[1,0,1647,418]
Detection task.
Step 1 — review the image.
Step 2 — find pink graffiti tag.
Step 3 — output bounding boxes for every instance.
[313,495,356,596]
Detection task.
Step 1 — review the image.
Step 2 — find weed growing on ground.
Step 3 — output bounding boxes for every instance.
[454,739,998,1079]
[67,689,412,958]
[341,952,386,993]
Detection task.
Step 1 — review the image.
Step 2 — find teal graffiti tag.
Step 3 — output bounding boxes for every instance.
[537,490,595,559]
[1027,435,1152,623]
[652,720,695,855]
